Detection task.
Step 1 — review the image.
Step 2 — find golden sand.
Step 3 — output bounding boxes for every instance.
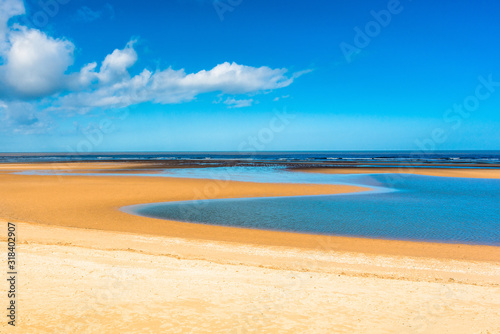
[0,163,499,333]
[1,220,500,333]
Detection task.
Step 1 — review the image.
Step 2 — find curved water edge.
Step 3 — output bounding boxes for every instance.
[120,169,500,246]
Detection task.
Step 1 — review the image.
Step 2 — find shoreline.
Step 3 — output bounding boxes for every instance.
[0,162,499,261]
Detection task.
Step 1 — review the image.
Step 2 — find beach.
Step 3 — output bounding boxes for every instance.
[0,162,499,333]
[2,0,499,331]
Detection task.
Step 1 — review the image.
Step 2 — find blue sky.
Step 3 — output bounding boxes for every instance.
[0,0,499,152]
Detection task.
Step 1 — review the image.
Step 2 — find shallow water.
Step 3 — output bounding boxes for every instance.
[125,169,500,246]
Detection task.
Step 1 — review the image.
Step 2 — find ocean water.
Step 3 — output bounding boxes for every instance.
[125,170,500,245]
[1,150,500,165]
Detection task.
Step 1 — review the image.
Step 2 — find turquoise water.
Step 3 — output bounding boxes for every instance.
[123,169,500,246]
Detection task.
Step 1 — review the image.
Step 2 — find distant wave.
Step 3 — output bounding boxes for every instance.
[1,151,499,164]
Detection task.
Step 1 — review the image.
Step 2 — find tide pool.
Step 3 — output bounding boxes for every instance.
[123,168,500,246]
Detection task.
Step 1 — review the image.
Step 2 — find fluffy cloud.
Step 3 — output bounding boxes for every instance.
[95,40,137,84]
[0,0,305,133]
[0,0,74,99]
[2,27,74,98]
[59,58,293,109]
[177,62,292,94]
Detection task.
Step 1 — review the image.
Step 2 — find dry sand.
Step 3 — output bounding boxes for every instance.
[0,163,499,333]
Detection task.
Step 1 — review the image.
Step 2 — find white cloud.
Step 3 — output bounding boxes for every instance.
[2,27,74,98]
[59,56,294,109]
[95,39,137,84]
[1,28,297,109]
[178,62,293,94]
[224,97,253,108]
[0,0,307,134]
[69,62,98,89]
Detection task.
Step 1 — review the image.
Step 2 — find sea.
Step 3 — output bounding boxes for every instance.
[1,150,500,165]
